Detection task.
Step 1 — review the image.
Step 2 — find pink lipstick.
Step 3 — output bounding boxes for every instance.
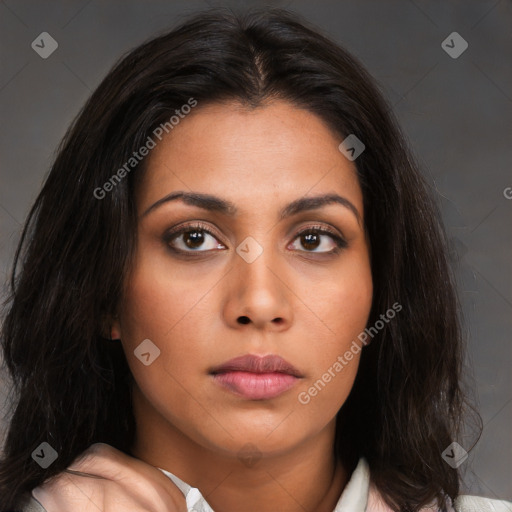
[210,354,302,400]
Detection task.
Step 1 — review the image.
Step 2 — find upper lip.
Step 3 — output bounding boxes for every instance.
[210,354,303,378]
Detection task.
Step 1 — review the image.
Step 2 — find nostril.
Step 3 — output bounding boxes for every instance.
[238,316,250,324]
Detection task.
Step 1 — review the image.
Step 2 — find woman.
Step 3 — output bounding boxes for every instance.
[1,7,510,512]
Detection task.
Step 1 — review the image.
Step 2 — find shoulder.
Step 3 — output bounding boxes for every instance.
[453,495,512,512]
[15,492,47,512]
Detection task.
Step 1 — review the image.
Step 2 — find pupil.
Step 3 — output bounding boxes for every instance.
[303,232,319,250]
[185,230,204,248]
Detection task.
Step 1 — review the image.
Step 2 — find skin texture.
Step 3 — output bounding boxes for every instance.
[111,100,373,512]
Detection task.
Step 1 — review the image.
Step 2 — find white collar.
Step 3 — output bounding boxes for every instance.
[158,457,370,512]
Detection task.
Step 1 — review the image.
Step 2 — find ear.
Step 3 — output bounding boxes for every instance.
[110,317,122,340]
[101,313,122,340]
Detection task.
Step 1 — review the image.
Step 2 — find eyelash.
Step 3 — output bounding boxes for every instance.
[163,222,348,256]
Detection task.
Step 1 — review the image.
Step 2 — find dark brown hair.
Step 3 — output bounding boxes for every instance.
[1,7,477,511]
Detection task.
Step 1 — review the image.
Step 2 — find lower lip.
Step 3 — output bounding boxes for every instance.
[212,371,299,400]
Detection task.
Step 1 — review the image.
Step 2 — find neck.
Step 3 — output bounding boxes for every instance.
[131,387,350,512]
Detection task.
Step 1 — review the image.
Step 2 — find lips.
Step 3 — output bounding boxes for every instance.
[210,354,303,400]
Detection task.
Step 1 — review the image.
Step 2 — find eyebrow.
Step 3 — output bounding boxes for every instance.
[141,191,361,225]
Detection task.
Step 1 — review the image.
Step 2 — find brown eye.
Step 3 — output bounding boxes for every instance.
[300,231,321,251]
[291,227,347,253]
[164,223,225,253]
[182,229,206,249]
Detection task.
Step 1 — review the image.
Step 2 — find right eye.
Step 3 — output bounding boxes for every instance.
[163,222,226,254]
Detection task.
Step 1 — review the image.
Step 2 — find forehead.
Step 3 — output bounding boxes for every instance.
[137,100,363,216]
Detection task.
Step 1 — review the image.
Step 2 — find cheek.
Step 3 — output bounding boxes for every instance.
[293,256,372,421]
[330,275,373,341]
[117,250,226,406]
[293,306,367,428]
[117,263,209,432]
[119,247,219,347]
[116,258,195,388]
[311,252,373,351]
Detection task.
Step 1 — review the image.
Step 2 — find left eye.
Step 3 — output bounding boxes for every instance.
[290,228,345,253]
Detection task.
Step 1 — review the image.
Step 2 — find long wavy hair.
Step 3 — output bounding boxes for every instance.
[1,7,478,511]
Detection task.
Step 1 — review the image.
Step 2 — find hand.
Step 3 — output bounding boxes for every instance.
[32,443,188,512]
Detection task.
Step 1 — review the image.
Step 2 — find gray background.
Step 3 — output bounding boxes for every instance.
[1,0,511,501]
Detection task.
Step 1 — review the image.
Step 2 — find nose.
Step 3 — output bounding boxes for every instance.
[222,243,294,332]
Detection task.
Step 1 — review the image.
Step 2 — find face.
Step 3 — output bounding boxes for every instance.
[112,100,373,459]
